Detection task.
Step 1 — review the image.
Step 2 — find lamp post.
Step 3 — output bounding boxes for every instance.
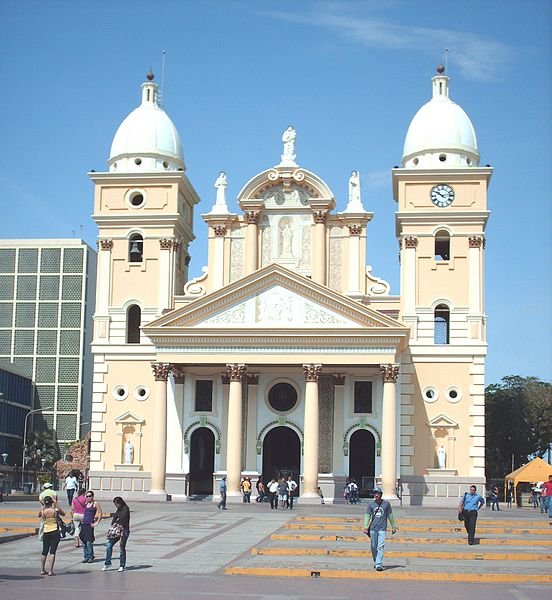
[21,407,52,488]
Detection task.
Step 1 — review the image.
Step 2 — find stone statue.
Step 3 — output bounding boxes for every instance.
[281,126,297,165]
[124,439,134,465]
[349,170,360,204]
[437,445,446,469]
[281,223,293,257]
[214,171,227,204]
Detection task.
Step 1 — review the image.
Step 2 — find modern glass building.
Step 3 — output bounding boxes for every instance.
[0,360,33,465]
[0,240,96,446]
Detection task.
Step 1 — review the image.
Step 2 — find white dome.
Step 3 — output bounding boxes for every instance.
[109,75,185,173]
[402,70,479,169]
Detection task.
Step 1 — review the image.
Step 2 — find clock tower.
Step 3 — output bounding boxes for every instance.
[392,66,492,482]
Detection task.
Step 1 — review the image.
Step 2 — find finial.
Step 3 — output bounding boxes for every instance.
[146,71,155,81]
[436,64,445,74]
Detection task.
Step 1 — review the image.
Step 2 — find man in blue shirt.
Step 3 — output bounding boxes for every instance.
[458,485,485,544]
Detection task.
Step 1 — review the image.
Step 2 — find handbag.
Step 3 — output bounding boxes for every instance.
[457,510,465,522]
[107,523,124,540]
[56,512,69,538]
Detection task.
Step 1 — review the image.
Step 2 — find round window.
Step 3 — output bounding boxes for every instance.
[134,158,142,165]
[446,386,462,403]
[423,386,439,403]
[134,385,150,401]
[439,154,447,162]
[112,385,128,401]
[268,382,297,412]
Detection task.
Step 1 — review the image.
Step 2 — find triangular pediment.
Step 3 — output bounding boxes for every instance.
[145,264,404,332]
[115,411,144,425]
[427,413,459,429]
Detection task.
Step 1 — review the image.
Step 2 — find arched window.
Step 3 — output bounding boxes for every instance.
[434,230,450,261]
[434,304,450,344]
[128,234,143,263]
[126,305,141,344]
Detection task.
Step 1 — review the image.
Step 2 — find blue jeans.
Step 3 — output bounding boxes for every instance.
[370,530,386,567]
[83,540,94,561]
[104,529,129,568]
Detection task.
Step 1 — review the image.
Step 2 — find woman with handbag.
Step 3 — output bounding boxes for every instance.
[38,496,66,576]
[80,490,102,563]
[102,496,130,572]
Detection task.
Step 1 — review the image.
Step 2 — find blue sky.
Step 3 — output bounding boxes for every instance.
[1,0,550,385]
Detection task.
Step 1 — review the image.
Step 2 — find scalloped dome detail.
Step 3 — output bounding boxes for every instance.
[109,76,185,173]
[402,73,479,169]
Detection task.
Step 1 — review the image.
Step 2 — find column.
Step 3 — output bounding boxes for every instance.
[226,363,246,495]
[347,225,361,294]
[158,239,178,313]
[213,225,227,289]
[302,364,321,497]
[402,236,417,314]
[380,364,399,498]
[311,211,327,285]
[93,239,112,341]
[244,211,259,275]
[468,236,484,339]
[245,374,259,471]
[150,362,171,496]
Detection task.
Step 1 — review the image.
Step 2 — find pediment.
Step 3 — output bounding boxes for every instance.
[145,264,404,332]
[115,411,144,425]
[427,413,459,429]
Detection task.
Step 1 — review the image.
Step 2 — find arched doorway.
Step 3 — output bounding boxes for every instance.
[189,427,215,496]
[262,426,301,492]
[348,429,376,497]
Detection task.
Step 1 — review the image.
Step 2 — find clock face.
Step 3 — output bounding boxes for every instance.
[431,184,455,207]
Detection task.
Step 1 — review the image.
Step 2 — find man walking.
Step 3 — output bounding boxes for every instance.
[267,478,279,509]
[217,476,227,510]
[65,471,78,505]
[363,487,396,571]
[458,484,485,544]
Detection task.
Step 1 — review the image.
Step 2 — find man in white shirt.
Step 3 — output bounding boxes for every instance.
[286,475,298,510]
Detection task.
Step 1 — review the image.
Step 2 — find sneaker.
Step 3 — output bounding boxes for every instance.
[102,565,109,571]
[376,566,384,571]
[118,566,125,572]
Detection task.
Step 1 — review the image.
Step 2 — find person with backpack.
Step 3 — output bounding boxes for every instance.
[458,485,485,545]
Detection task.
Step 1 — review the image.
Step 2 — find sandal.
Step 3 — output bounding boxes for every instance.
[40,571,47,575]
[48,572,56,576]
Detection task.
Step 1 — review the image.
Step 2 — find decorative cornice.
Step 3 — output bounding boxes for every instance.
[221,373,230,385]
[214,225,227,237]
[403,236,418,249]
[380,364,399,383]
[245,210,260,225]
[226,363,246,381]
[313,210,327,224]
[348,224,361,236]
[247,374,259,385]
[98,239,113,251]
[333,374,345,386]
[151,362,171,382]
[159,238,177,250]
[184,254,191,266]
[469,236,485,249]
[303,364,322,382]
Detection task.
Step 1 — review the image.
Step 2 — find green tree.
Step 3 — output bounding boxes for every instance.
[485,376,552,479]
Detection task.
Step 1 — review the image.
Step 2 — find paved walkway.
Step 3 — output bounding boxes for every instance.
[0,500,550,599]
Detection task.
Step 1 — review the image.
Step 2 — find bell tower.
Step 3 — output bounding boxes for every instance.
[393,66,492,480]
[88,73,199,480]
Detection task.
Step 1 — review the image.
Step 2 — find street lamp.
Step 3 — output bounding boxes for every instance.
[21,407,52,486]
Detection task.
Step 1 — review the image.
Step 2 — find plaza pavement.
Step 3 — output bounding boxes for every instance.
[0,498,550,599]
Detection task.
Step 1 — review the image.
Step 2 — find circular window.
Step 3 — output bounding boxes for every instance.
[423,386,439,403]
[127,190,146,209]
[112,385,128,401]
[268,382,298,413]
[134,158,142,166]
[413,157,419,166]
[466,157,472,166]
[130,193,144,207]
[439,154,447,162]
[162,160,169,169]
[446,386,462,403]
[134,385,150,401]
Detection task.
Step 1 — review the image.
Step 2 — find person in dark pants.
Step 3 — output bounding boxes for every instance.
[38,496,66,575]
[102,496,130,571]
[217,476,227,510]
[458,485,485,544]
[267,478,279,509]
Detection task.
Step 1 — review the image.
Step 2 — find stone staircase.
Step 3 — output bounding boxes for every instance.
[226,514,552,583]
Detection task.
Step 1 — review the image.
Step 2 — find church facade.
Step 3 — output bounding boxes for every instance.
[88,67,491,505]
